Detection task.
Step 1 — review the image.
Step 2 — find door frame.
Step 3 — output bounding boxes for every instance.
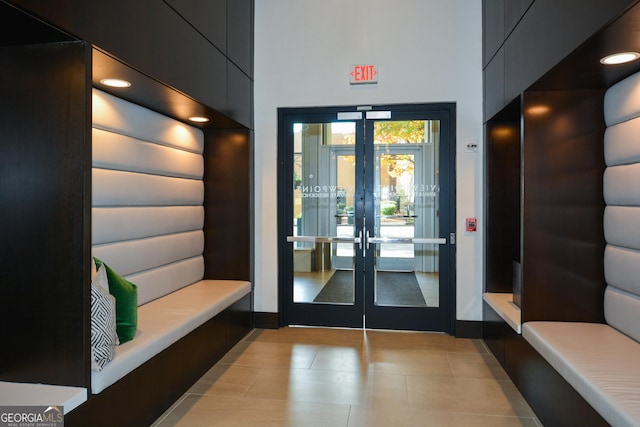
[277,103,456,333]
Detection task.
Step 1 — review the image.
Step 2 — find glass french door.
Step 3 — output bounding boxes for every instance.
[278,104,455,332]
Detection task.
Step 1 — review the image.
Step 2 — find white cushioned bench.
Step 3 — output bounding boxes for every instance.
[91,279,250,394]
[87,89,251,396]
[522,70,640,427]
[523,322,640,427]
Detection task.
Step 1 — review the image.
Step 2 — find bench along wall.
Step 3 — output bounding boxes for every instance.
[0,1,252,417]
[58,90,251,425]
[519,69,640,427]
[483,2,640,424]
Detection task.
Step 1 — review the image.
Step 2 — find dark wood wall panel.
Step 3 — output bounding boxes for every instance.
[12,0,254,128]
[504,0,532,36]
[504,0,632,105]
[227,0,253,78]
[228,61,253,128]
[204,130,251,280]
[482,302,507,364]
[521,90,605,323]
[484,0,635,120]
[484,48,506,121]
[164,0,227,54]
[482,0,505,67]
[15,0,227,116]
[0,1,73,45]
[0,41,90,386]
[483,0,532,69]
[486,120,521,294]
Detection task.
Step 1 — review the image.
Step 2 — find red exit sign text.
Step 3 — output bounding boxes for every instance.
[350,64,378,85]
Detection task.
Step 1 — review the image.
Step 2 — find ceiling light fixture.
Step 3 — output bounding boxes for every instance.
[188,116,210,123]
[600,52,640,65]
[99,78,132,88]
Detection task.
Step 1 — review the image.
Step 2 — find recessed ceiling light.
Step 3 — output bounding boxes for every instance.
[188,116,209,123]
[99,78,132,88]
[600,52,640,65]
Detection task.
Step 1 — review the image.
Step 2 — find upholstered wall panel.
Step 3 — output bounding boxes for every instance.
[92,89,206,306]
[603,164,640,206]
[603,207,640,250]
[124,257,205,305]
[93,230,204,275]
[93,128,204,179]
[92,206,204,245]
[604,71,640,126]
[604,70,640,343]
[93,169,204,207]
[604,119,640,166]
[604,246,640,296]
[92,89,204,154]
[604,286,640,343]
[92,231,204,277]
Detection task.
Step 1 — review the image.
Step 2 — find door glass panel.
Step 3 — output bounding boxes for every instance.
[292,122,356,305]
[335,153,356,261]
[373,120,440,307]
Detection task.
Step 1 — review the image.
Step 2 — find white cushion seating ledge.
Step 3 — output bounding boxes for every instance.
[522,71,640,427]
[87,90,251,397]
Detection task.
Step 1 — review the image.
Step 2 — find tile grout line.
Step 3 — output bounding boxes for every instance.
[151,393,189,426]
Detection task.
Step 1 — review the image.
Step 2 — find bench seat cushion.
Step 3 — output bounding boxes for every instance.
[523,321,640,427]
[91,279,251,394]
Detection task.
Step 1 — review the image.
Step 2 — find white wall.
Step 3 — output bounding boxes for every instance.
[254,0,484,322]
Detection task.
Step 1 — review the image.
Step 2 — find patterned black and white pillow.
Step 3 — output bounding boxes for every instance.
[91,265,118,371]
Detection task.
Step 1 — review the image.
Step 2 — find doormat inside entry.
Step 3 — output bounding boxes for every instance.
[313,270,427,306]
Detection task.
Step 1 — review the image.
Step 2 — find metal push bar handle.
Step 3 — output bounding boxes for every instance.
[366,231,446,249]
[412,238,447,244]
[286,234,443,247]
[286,236,362,244]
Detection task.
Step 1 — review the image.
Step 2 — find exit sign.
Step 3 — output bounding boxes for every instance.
[350,64,378,85]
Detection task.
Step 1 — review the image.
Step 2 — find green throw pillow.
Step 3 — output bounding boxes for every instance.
[94,257,138,343]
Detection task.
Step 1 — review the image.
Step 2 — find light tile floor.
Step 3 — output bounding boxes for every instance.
[153,327,542,427]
